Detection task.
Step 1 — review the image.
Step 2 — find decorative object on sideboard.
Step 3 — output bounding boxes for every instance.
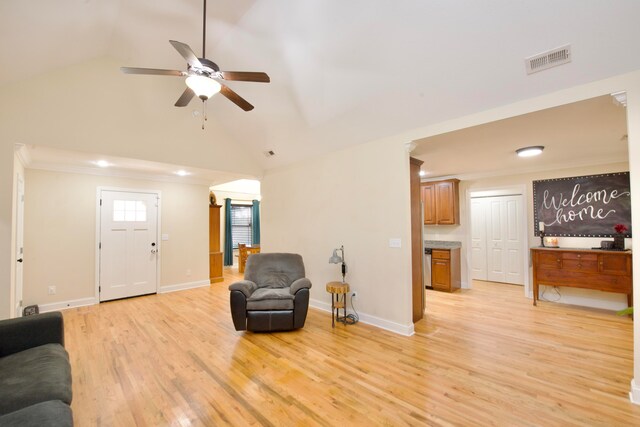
[538,221,545,247]
[329,245,347,283]
[209,191,217,206]
[613,223,628,250]
[543,236,558,247]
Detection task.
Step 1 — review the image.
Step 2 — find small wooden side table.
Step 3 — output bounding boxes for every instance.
[326,281,350,327]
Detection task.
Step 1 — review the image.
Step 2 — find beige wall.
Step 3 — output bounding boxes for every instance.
[426,161,630,310]
[22,169,209,306]
[261,137,414,332]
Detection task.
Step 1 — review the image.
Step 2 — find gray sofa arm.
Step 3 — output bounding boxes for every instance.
[290,278,312,295]
[0,312,65,357]
[229,280,258,298]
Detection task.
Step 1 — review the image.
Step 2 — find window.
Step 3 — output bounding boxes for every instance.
[113,200,147,222]
[231,205,252,248]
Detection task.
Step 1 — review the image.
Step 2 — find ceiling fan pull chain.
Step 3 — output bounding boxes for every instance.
[202,100,207,130]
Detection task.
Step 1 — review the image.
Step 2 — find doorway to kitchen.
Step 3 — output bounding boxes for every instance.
[468,187,528,296]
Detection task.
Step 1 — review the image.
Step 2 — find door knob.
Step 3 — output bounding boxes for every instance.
[151,249,157,254]
[17,258,23,263]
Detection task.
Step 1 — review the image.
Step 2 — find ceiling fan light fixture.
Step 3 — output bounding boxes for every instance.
[516,145,544,157]
[186,75,221,100]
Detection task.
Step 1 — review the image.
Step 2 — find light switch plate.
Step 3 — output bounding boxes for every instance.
[389,238,401,248]
[161,234,169,241]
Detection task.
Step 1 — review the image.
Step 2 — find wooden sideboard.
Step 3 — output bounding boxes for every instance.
[530,247,632,307]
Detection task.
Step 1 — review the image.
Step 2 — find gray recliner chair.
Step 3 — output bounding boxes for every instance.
[229,253,312,332]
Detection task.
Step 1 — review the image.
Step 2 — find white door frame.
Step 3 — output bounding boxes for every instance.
[465,185,530,297]
[95,187,161,301]
[14,172,25,317]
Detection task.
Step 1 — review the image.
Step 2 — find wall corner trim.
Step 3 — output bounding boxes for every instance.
[309,298,415,336]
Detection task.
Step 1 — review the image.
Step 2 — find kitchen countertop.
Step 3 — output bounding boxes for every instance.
[424,240,462,250]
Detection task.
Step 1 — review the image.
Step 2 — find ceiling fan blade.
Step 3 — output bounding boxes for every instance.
[120,67,185,76]
[220,84,254,111]
[220,71,270,83]
[169,40,202,68]
[175,87,196,107]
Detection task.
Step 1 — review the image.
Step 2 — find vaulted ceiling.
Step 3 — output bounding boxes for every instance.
[2,0,640,178]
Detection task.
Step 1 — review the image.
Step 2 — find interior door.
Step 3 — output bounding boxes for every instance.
[99,190,159,302]
[487,198,506,282]
[503,196,524,285]
[480,195,524,285]
[14,173,24,317]
[470,198,488,280]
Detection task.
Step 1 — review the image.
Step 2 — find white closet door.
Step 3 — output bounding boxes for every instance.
[472,194,525,286]
[487,199,506,282]
[470,198,488,280]
[503,196,524,285]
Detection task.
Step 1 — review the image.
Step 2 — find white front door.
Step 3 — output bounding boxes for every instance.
[14,173,24,317]
[99,190,159,302]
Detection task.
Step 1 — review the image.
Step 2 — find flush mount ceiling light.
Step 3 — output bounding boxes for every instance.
[516,146,544,157]
[174,170,190,176]
[419,170,426,177]
[95,160,110,168]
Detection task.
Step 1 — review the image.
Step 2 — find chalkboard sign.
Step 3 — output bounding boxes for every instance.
[533,172,632,237]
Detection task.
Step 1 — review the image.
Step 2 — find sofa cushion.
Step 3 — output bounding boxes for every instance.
[0,400,73,427]
[0,344,72,415]
[247,287,294,310]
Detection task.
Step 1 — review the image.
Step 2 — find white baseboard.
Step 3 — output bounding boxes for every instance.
[309,298,415,336]
[630,379,640,405]
[159,279,210,294]
[38,297,97,313]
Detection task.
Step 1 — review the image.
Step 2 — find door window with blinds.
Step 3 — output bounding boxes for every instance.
[231,204,253,248]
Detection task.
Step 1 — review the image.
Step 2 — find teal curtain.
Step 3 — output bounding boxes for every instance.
[252,200,261,245]
[224,198,233,266]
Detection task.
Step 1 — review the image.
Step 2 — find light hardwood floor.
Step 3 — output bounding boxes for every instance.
[63,272,640,426]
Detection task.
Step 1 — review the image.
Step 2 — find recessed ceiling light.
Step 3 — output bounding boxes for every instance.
[419,170,426,176]
[175,170,190,176]
[95,160,109,168]
[516,146,544,157]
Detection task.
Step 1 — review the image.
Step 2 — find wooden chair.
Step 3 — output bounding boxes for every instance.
[238,244,261,273]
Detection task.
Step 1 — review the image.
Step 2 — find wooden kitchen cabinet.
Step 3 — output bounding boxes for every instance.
[431,248,461,292]
[422,179,460,225]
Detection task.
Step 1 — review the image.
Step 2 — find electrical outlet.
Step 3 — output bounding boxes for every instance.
[48,285,56,295]
[351,291,357,298]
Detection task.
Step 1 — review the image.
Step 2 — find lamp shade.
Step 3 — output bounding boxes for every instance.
[328,249,342,264]
[185,75,221,100]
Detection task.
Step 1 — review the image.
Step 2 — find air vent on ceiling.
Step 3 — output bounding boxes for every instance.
[525,45,571,74]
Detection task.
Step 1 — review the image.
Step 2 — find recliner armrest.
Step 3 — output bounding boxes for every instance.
[290,278,312,295]
[0,312,65,357]
[229,280,258,298]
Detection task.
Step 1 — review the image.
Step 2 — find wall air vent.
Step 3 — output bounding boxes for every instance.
[525,45,571,74]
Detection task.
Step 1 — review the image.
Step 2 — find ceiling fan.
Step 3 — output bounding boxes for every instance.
[120,0,270,113]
